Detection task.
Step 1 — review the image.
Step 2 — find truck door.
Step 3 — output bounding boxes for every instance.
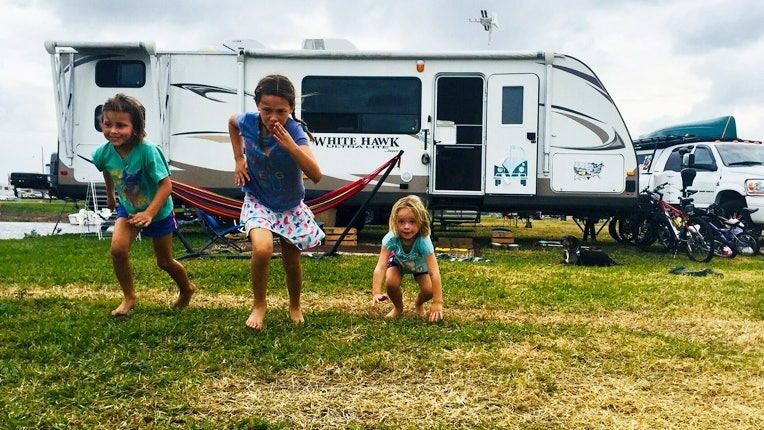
[689,145,721,207]
[484,74,539,195]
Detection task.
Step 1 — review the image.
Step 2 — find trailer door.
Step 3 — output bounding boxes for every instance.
[485,74,539,195]
[431,75,484,195]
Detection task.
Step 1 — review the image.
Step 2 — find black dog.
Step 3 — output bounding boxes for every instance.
[561,235,617,266]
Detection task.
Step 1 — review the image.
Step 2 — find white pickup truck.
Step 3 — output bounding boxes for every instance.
[636,116,764,228]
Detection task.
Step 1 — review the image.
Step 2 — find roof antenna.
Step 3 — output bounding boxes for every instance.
[469,10,499,45]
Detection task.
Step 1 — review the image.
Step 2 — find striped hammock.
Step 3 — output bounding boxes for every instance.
[170,151,403,220]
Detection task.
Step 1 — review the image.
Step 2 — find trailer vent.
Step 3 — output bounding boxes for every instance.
[302,38,357,51]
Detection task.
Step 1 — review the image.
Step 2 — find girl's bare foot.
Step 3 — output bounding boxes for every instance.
[385,307,403,318]
[111,297,136,316]
[414,304,426,317]
[173,283,196,309]
[246,303,267,331]
[289,306,304,324]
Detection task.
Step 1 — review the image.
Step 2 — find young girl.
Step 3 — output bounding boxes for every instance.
[372,195,444,322]
[92,93,195,316]
[228,74,324,331]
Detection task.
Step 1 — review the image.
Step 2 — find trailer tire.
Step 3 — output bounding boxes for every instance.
[336,206,366,232]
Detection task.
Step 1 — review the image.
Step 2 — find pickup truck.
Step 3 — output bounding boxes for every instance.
[636,116,764,229]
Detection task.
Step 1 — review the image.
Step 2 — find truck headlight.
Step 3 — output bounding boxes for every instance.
[745,179,764,195]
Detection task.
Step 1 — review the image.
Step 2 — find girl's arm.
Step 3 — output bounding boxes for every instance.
[102,172,116,211]
[272,122,322,183]
[371,246,391,303]
[228,114,250,186]
[425,253,444,322]
[130,176,171,227]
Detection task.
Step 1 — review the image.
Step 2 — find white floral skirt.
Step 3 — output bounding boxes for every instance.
[239,193,325,251]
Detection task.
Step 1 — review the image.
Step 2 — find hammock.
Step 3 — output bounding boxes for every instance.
[170,151,403,220]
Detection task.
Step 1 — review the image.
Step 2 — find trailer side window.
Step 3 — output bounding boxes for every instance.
[301,76,421,134]
[94,105,103,131]
[95,60,145,88]
[501,86,524,124]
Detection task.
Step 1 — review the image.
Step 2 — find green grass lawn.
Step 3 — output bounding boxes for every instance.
[1,218,762,429]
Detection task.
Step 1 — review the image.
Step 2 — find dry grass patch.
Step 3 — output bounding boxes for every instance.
[191,342,763,429]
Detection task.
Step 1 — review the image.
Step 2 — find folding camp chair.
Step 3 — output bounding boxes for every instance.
[177,209,248,259]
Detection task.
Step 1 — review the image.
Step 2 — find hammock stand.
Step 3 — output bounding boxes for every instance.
[171,150,404,258]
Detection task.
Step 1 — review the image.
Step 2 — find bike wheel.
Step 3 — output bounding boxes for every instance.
[712,238,736,258]
[684,218,714,262]
[655,220,676,252]
[734,232,760,256]
[635,216,660,250]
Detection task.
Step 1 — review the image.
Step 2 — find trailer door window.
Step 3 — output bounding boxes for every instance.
[302,76,421,134]
[95,60,145,88]
[501,86,524,124]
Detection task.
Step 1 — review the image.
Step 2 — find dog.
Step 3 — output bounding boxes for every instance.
[561,235,617,266]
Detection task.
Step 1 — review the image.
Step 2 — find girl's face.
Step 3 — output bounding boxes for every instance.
[395,207,421,242]
[257,94,292,135]
[101,111,135,149]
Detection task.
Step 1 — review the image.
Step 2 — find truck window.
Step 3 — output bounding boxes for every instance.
[96,60,146,88]
[664,149,684,172]
[693,146,717,171]
[302,76,421,134]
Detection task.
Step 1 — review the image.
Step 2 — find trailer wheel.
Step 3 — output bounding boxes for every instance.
[336,206,366,232]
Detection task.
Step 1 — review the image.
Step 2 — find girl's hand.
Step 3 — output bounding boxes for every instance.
[372,293,388,304]
[271,122,297,149]
[428,303,443,322]
[234,158,249,186]
[127,212,152,228]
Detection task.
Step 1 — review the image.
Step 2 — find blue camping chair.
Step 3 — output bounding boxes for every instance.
[178,209,247,259]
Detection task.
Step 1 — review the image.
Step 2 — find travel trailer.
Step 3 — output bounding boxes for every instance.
[45,39,638,225]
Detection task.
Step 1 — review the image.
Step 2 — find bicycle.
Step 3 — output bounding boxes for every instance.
[636,182,715,262]
[700,203,760,256]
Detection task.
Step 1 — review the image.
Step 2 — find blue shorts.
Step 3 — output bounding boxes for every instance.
[116,205,177,238]
[386,253,428,278]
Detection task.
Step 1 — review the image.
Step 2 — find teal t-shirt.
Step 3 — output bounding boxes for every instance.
[92,140,173,221]
[382,231,435,274]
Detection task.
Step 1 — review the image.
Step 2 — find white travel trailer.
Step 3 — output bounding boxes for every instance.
[45,39,638,225]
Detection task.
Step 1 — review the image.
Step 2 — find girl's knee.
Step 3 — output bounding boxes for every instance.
[110,244,129,260]
[155,257,177,272]
[384,279,401,292]
[250,244,273,262]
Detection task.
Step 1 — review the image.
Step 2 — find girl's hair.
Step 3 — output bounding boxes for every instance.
[254,74,315,142]
[389,195,431,238]
[100,93,147,142]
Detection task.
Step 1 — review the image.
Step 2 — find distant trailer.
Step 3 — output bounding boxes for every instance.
[9,172,49,190]
[45,39,638,224]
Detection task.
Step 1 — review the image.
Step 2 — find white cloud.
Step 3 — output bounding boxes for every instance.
[1,0,763,184]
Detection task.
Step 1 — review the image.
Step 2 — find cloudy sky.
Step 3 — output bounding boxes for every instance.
[1,0,763,184]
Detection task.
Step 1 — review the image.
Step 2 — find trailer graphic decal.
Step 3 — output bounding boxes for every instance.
[573,161,604,180]
[172,83,253,102]
[493,146,528,186]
